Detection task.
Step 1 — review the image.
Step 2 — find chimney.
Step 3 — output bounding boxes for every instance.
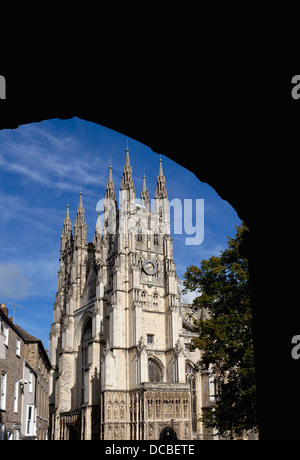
[0,303,8,317]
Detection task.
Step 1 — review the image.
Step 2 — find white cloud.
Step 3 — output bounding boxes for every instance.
[0,124,108,193]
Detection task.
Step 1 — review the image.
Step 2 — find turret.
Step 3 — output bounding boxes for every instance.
[155,157,170,234]
[60,204,72,255]
[74,192,87,247]
[120,147,135,206]
[155,157,168,200]
[104,165,117,237]
[140,172,150,210]
[105,165,117,202]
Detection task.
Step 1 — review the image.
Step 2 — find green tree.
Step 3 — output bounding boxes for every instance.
[183,223,257,438]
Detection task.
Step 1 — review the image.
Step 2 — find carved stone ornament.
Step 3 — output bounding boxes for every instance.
[174,339,183,356]
[136,336,146,354]
[103,339,111,356]
[93,305,99,316]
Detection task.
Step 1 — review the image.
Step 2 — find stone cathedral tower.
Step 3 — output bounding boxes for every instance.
[49,149,213,441]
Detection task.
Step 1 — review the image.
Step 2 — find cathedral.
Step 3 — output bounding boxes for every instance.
[49,149,214,440]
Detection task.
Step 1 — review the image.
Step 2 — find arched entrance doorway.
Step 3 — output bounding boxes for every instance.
[69,425,79,440]
[159,427,177,440]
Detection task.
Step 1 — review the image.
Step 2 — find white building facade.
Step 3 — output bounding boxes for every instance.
[49,150,214,440]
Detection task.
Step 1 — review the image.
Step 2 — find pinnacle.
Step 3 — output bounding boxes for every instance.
[108,165,113,183]
[106,164,117,200]
[125,147,130,166]
[159,157,164,177]
[79,191,83,208]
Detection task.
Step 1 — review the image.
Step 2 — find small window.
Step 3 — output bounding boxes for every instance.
[16,338,21,357]
[147,334,154,345]
[29,372,33,393]
[14,380,19,413]
[154,233,159,245]
[1,373,7,410]
[27,405,35,435]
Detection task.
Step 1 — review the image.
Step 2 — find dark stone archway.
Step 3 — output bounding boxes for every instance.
[0,58,296,439]
[68,425,79,441]
[159,427,178,441]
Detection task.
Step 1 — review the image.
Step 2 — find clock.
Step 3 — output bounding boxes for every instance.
[142,258,158,275]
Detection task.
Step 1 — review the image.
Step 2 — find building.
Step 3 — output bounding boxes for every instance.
[0,303,51,440]
[0,304,24,440]
[21,360,37,440]
[14,325,51,440]
[49,150,214,440]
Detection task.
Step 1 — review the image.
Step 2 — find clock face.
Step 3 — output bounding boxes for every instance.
[143,258,158,275]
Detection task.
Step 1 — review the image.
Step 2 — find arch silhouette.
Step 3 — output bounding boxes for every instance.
[0,65,287,439]
[74,312,93,350]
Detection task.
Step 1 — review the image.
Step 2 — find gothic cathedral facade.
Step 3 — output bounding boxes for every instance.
[49,149,213,440]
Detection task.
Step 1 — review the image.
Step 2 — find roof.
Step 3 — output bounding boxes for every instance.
[0,309,28,340]
[14,324,41,343]
[178,279,201,305]
[14,324,52,370]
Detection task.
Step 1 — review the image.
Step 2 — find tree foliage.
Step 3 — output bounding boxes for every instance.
[183,223,257,438]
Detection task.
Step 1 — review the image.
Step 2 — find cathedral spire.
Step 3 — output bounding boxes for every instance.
[74,192,87,245]
[120,147,135,203]
[141,171,150,207]
[79,191,83,208]
[60,203,72,254]
[75,192,86,220]
[125,146,130,166]
[64,203,71,237]
[159,156,164,177]
[155,157,168,199]
[105,165,117,201]
[108,164,113,183]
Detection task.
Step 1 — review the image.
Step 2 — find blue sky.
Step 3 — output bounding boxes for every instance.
[0,117,241,349]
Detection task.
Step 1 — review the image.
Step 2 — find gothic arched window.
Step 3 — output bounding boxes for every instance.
[185,363,197,433]
[148,359,162,383]
[153,292,158,309]
[141,290,147,308]
[138,258,143,273]
[154,260,159,278]
[81,318,92,404]
[137,227,143,242]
